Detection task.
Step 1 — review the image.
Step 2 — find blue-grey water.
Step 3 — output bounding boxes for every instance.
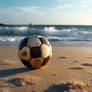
[0,25,92,49]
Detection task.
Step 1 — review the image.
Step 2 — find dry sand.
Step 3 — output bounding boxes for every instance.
[0,48,92,92]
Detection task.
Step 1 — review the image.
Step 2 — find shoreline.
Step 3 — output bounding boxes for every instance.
[1,41,92,49]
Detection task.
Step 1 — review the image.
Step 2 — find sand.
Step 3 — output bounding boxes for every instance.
[0,48,92,92]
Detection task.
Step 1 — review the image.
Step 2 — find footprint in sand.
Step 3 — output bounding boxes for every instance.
[73,60,79,63]
[5,75,41,87]
[58,56,67,59]
[86,57,92,58]
[81,63,92,67]
[69,66,84,70]
[51,73,59,77]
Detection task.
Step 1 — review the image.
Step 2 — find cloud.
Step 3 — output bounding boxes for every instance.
[57,0,66,3]
[16,6,46,16]
[56,0,92,11]
[0,6,47,24]
[79,0,92,8]
[0,0,92,24]
[0,6,46,16]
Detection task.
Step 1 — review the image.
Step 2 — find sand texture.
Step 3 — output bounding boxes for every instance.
[0,48,92,92]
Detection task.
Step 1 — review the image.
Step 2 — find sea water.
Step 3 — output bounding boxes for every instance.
[0,25,92,49]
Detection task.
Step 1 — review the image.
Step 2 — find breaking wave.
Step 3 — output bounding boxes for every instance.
[0,26,92,42]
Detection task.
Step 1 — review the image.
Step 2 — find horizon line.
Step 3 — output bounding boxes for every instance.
[0,23,92,26]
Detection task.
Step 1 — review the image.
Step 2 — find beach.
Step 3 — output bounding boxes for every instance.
[1,0,92,91]
[0,47,92,92]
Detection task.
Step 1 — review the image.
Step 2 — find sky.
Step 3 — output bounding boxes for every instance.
[0,0,92,25]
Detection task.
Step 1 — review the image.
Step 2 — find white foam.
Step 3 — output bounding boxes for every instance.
[0,26,92,41]
[44,27,57,32]
[16,27,28,31]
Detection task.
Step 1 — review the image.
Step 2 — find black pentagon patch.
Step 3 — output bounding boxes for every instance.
[30,46,41,58]
[41,56,50,66]
[19,38,28,50]
[39,37,50,46]
[21,59,32,68]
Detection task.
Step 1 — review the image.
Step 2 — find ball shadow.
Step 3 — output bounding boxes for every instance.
[0,67,34,78]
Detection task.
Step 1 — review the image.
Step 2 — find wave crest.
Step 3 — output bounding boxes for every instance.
[0,26,92,41]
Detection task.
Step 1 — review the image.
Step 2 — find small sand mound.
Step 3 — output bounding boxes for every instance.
[0,59,16,65]
[44,80,91,92]
[6,75,41,87]
[60,80,88,91]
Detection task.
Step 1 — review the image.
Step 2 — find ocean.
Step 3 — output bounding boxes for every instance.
[0,25,92,49]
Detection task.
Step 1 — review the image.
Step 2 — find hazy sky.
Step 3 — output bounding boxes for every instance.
[0,0,92,25]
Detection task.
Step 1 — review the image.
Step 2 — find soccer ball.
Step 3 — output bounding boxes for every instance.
[18,35,52,69]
